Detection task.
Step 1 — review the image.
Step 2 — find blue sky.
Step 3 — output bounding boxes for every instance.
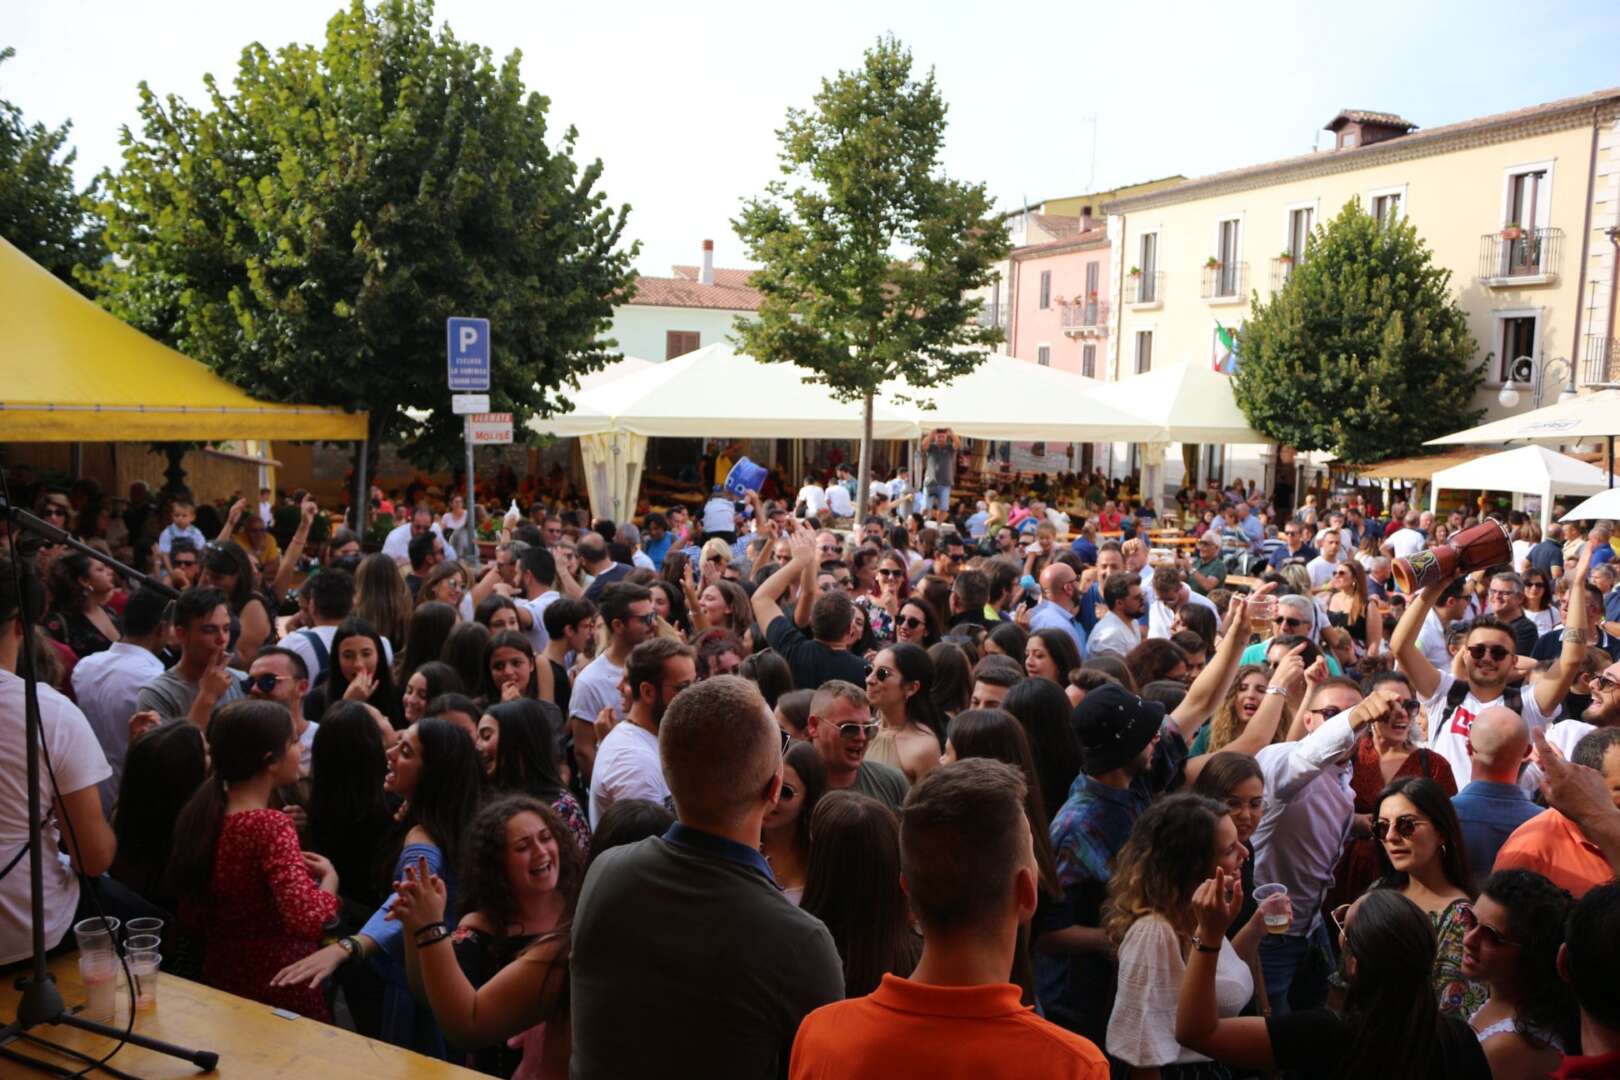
[6,0,1618,277]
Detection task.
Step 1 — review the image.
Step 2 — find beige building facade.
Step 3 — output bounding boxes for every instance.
[1103,88,1620,493]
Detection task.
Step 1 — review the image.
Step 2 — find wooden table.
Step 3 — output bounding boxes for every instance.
[0,953,482,1078]
[1226,575,1263,592]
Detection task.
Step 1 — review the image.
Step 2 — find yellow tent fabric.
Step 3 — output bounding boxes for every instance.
[0,237,367,441]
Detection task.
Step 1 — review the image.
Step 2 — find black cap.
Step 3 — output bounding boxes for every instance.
[1073,683,1163,774]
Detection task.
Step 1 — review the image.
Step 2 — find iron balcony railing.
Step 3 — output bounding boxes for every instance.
[1127,270,1163,305]
[1201,261,1246,300]
[1581,334,1620,386]
[1061,299,1109,331]
[1477,226,1561,284]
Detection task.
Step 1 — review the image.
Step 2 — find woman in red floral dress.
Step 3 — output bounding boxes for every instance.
[168,699,341,1019]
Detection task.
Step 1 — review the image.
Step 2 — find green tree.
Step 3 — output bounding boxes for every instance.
[85,0,636,483]
[733,36,1008,518]
[1232,198,1483,464]
[0,47,102,291]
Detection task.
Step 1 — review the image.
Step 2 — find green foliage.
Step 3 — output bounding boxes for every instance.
[84,0,636,467]
[732,36,1009,404]
[0,46,103,291]
[1232,198,1484,463]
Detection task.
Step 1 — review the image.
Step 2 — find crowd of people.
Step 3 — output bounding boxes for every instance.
[2,460,1620,1080]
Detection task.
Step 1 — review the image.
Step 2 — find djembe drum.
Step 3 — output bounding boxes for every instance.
[1391,519,1511,594]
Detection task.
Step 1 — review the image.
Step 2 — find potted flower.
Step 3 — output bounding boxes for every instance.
[1128,266,1141,277]
[1205,255,1221,269]
[1277,249,1294,264]
[1500,222,1525,241]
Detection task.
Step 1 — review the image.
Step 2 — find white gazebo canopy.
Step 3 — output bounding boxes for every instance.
[881,353,1162,443]
[1428,445,1615,530]
[1426,388,1620,444]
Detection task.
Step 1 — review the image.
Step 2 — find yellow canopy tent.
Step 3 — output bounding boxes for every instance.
[0,237,367,442]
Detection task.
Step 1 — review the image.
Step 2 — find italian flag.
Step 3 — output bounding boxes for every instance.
[1212,320,1238,375]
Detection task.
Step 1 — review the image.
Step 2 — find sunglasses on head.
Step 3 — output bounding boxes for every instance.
[1466,643,1512,662]
[1456,903,1517,947]
[1372,814,1428,842]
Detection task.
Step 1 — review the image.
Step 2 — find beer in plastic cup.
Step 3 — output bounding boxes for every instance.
[1254,882,1291,934]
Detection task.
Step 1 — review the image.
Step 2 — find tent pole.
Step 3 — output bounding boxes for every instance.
[352,440,369,535]
[1609,435,1615,488]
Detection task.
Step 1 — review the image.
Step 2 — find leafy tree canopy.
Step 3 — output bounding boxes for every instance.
[0,46,103,291]
[85,0,636,466]
[1232,198,1484,463]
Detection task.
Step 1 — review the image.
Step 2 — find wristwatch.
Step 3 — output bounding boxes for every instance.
[336,935,359,961]
[1190,935,1222,954]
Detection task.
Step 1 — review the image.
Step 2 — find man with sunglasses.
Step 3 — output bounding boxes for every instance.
[245,646,315,774]
[166,537,201,590]
[1266,520,1317,571]
[805,680,908,811]
[1393,544,1594,787]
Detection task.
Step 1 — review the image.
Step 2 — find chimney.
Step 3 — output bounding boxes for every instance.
[1080,204,1094,232]
[700,240,715,285]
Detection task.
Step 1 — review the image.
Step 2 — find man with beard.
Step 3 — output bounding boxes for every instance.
[588,638,696,827]
[1391,544,1592,786]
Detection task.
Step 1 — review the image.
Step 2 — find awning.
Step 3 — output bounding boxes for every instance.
[1350,449,1495,481]
[1085,361,1267,444]
[0,237,367,442]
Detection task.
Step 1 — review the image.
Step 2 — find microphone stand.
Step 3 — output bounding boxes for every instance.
[0,498,217,1071]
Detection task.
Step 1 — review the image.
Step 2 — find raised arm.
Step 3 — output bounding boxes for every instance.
[1172,590,1265,742]
[1535,542,1592,716]
[217,497,247,544]
[1185,644,1303,786]
[271,497,319,601]
[1389,574,1449,700]
[752,522,815,630]
[1176,868,1275,1069]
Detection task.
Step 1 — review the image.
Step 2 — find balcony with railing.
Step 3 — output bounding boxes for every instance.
[1477,226,1561,287]
[1270,256,1298,292]
[1201,261,1246,302]
[1581,333,1620,387]
[1061,298,1109,336]
[1126,270,1163,308]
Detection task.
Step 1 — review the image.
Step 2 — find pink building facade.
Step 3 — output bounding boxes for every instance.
[1007,226,1109,377]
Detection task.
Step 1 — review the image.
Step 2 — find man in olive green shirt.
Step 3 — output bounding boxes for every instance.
[1186,533,1228,596]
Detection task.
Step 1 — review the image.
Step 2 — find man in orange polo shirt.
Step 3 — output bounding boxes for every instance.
[1494,728,1620,898]
[789,759,1107,1080]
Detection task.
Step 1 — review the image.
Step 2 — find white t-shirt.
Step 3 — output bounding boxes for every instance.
[282,625,395,686]
[1415,608,1452,672]
[0,671,112,964]
[1088,610,1141,659]
[701,497,737,535]
[298,720,319,776]
[1387,528,1426,560]
[1147,588,1218,641]
[569,653,626,728]
[381,520,444,565]
[1419,672,1558,786]
[516,591,560,655]
[587,721,668,829]
[1305,555,1340,589]
[825,484,855,518]
[796,484,828,516]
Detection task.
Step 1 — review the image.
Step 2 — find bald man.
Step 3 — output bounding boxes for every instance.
[1451,705,1540,891]
[1027,562,1087,653]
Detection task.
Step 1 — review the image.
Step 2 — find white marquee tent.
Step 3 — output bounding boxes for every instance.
[1428,445,1615,531]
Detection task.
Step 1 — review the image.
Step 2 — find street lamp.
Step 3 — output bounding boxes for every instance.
[1497,354,1577,409]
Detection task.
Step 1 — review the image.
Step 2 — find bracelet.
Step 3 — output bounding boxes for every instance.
[1190,935,1222,954]
[412,921,447,940]
[1263,685,1288,696]
[415,926,451,948]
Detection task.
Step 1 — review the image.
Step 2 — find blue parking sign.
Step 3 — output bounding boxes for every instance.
[447,317,491,391]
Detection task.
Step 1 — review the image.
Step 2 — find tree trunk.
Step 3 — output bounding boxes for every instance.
[161,445,188,494]
[856,391,874,528]
[351,425,375,535]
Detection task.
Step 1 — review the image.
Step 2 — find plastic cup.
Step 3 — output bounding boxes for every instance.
[1246,595,1276,638]
[125,934,161,953]
[73,916,120,957]
[1254,882,1291,934]
[78,952,117,1021]
[128,951,161,1010]
[124,917,164,942]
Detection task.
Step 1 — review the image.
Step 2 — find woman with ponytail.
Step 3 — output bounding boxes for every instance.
[167,699,340,1018]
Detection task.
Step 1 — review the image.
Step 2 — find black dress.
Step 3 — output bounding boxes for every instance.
[450,926,569,1077]
[43,606,120,658]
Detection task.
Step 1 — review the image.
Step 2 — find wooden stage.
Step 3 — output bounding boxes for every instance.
[0,953,481,1078]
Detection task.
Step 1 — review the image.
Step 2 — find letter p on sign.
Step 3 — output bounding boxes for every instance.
[446,317,491,391]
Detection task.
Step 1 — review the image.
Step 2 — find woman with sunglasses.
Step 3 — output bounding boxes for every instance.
[1324,672,1456,917]
[856,550,910,646]
[893,596,941,650]
[1324,558,1381,655]
[760,741,826,906]
[1457,869,1576,1078]
[1520,569,1560,635]
[1178,885,1491,1079]
[864,643,946,783]
[1366,775,1485,1020]
[202,539,276,668]
[418,561,471,619]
